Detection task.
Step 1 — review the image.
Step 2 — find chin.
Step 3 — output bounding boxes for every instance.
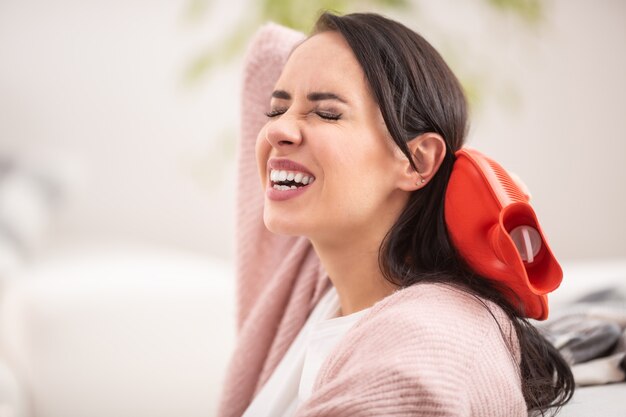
[263,212,308,237]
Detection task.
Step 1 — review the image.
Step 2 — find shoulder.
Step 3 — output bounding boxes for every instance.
[306,283,526,416]
[360,283,517,346]
[322,282,521,372]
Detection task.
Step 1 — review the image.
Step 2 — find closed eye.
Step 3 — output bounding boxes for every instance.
[316,111,342,121]
[265,108,287,118]
[264,108,342,121]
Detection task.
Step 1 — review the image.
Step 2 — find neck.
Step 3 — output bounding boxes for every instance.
[311,231,400,317]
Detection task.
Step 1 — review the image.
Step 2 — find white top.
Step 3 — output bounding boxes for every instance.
[242,285,371,417]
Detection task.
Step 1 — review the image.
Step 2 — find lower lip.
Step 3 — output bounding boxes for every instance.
[266,183,313,201]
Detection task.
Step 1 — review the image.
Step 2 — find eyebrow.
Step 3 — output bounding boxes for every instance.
[271,90,348,104]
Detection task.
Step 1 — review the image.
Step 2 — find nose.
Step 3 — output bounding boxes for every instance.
[265,114,303,150]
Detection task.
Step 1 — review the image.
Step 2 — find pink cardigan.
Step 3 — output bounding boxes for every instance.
[217,23,527,417]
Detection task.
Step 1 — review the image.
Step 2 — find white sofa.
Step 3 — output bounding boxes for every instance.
[0,246,623,417]
[0,245,236,417]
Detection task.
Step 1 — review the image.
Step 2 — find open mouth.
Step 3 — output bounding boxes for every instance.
[270,169,315,190]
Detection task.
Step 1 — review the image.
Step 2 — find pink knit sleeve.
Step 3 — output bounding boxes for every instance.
[218,26,329,417]
[236,24,306,330]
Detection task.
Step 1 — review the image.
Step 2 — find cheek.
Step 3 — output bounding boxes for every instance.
[324,137,399,209]
[327,133,394,177]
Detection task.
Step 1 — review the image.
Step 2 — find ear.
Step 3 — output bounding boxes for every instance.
[396,132,447,191]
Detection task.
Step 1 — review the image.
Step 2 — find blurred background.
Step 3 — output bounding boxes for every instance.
[1,0,624,263]
[0,0,624,416]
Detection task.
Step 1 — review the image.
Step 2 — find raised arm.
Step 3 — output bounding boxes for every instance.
[235,24,307,329]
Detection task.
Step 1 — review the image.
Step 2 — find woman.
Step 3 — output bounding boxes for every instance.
[218,12,574,417]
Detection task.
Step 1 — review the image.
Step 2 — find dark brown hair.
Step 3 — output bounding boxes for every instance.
[314,11,574,415]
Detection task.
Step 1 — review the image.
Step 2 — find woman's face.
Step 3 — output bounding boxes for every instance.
[255,31,410,243]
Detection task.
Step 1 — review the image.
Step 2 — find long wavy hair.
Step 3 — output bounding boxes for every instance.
[314,12,574,415]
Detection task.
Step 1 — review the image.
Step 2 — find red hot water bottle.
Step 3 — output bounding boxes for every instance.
[444,148,562,320]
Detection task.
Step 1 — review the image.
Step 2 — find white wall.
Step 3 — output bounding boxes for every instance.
[449,0,626,261]
[0,0,246,260]
[0,0,624,262]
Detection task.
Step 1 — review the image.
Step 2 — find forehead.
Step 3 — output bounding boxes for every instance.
[275,31,368,96]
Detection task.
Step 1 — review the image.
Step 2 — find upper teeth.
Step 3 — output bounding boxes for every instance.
[270,169,315,185]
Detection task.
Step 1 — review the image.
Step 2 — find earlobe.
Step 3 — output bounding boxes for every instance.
[398,133,447,191]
